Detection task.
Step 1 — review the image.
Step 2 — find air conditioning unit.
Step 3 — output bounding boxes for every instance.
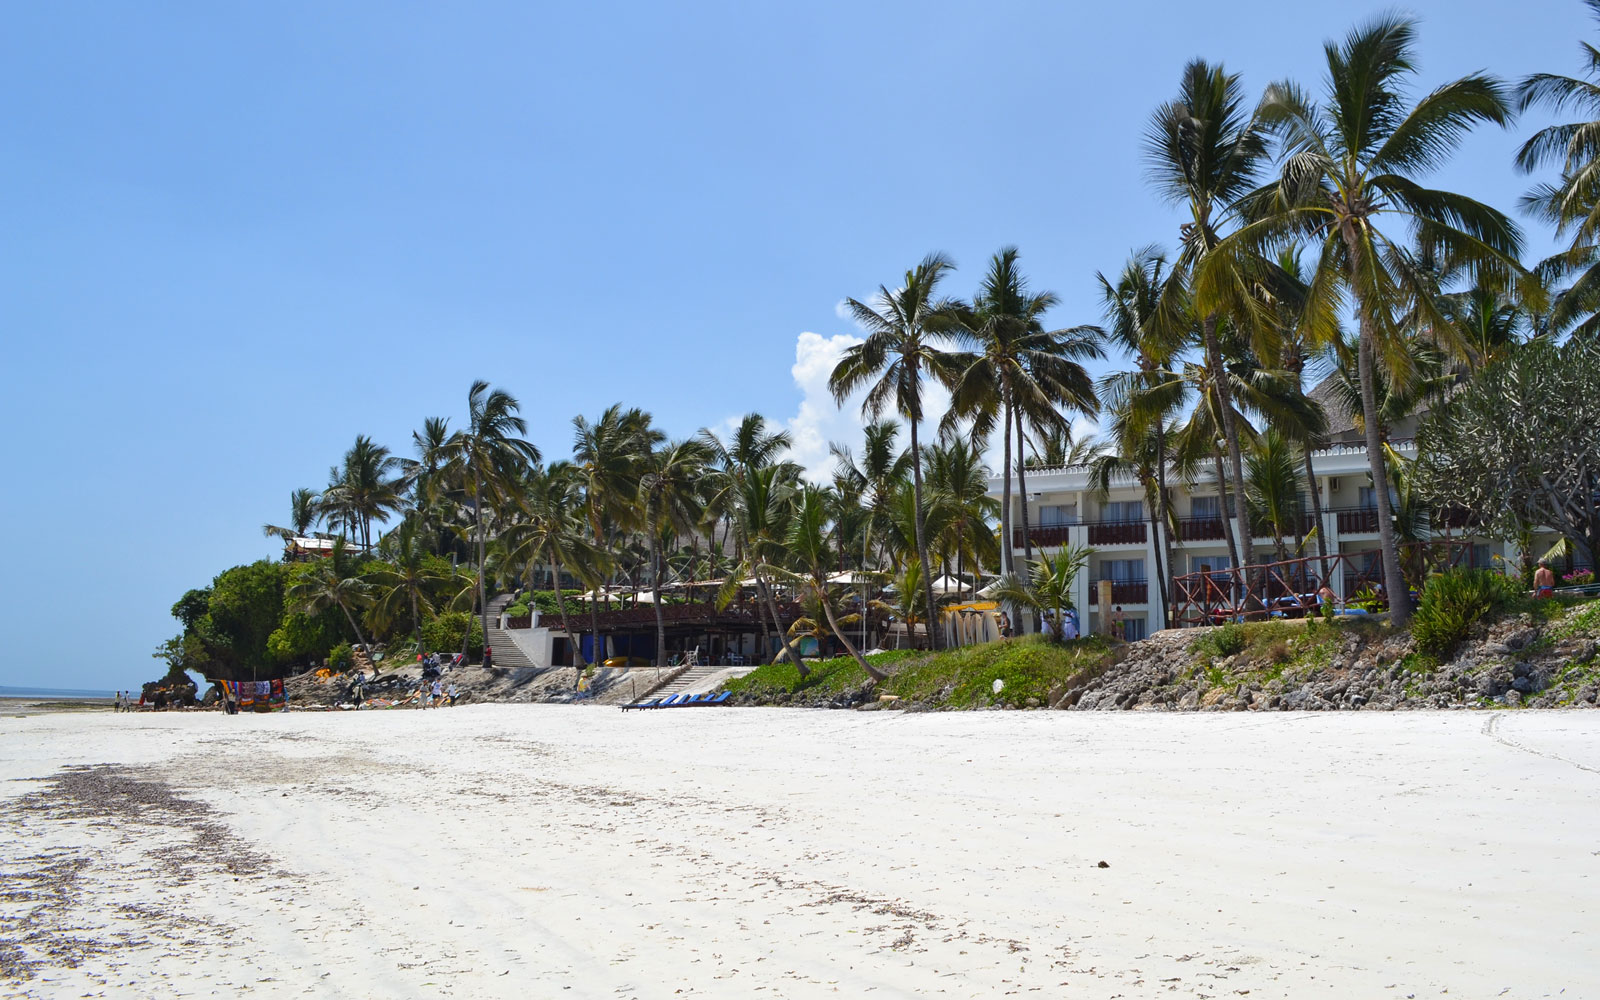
[1329,477,1340,492]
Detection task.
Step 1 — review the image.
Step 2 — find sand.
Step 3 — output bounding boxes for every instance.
[1,706,1596,998]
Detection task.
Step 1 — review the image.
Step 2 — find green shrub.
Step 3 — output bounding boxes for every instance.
[1192,623,1247,660]
[505,603,531,618]
[327,641,354,670]
[1411,568,1520,657]
[419,611,484,655]
[527,590,587,615]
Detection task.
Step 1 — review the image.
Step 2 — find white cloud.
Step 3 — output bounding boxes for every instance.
[778,331,953,483]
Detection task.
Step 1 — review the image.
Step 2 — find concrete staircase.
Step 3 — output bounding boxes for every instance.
[483,594,534,670]
[653,663,725,697]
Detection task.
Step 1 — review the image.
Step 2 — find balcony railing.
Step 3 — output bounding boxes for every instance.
[1089,580,1149,605]
[1013,523,1075,548]
[1334,506,1380,533]
[1178,516,1226,541]
[1087,520,1147,545]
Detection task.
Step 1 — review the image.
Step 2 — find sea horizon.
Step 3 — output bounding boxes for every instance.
[0,684,117,700]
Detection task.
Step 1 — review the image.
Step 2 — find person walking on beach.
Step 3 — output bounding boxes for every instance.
[431,677,443,707]
[1535,559,1556,599]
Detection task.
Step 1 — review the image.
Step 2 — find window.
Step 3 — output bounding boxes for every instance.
[1190,495,1221,518]
[1471,543,1493,569]
[1100,558,1146,582]
[1358,485,1379,509]
[1102,500,1144,522]
[1192,555,1232,574]
[1122,616,1148,642]
[1038,503,1078,526]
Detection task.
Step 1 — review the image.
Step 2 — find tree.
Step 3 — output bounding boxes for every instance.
[319,436,404,552]
[441,382,541,658]
[639,439,712,667]
[573,404,659,663]
[1413,337,1600,567]
[987,545,1093,630]
[262,488,320,544]
[503,462,603,667]
[195,561,291,680]
[771,485,886,681]
[1515,0,1600,338]
[1203,15,1525,623]
[924,437,1000,596]
[1147,60,1272,583]
[285,539,374,653]
[717,463,808,675]
[945,247,1101,590]
[366,518,454,659]
[1243,428,1305,562]
[830,252,964,649]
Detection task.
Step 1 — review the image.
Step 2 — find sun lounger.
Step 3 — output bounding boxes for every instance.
[654,694,684,708]
[698,691,731,706]
[620,698,661,711]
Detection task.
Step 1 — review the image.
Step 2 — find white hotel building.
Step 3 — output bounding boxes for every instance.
[987,398,1550,639]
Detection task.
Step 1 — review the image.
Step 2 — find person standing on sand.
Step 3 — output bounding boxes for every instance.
[431,677,443,707]
[1535,559,1556,599]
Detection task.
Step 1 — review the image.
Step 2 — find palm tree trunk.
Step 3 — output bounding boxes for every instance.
[1155,426,1175,626]
[1146,481,1168,616]
[1204,316,1256,612]
[1013,405,1036,583]
[755,571,807,680]
[1356,327,1412,622]
[552,559,588,668]
[473,473,489,662]
[1213,449,1241,571]
[336,599,369,652]
[999,387,1014,578]
[650,532,667,668]
[908,414,942,651]
[821,583,885,682]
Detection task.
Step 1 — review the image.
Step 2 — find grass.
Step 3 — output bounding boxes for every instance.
[1183,616,1385,690]
[722,635,1116,709]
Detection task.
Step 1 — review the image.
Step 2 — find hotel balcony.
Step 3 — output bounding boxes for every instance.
[1088,580,1149,605]
[1011,519,1148,548]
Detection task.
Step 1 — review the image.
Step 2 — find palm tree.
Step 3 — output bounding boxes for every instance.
[262,487,320,543]
[503,462,603,667]
[771,485,886,681]
[924,437,1000,597]
[699,414,797,561]
[717,463,808,675]
[367,518,452,660]
[1147,60,1272,580]
[830,252,964,649]
[440,382,541,657]
[945,248,1102,590]
[1088,403,1175,614]
[987,545,1093,632]
[1206,15,1525,623]
[1516,0,1600,338]
[319,436,404,552]
[1026,425,1100,468]
[286,538,373,652]
[1243,429,1306,562]
[639,439,713,667]
[830,419,911,650]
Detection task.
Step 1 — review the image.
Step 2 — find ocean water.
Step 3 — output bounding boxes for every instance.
[0,685,116,700]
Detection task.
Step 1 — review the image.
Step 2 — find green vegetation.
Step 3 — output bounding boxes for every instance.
[1411,569,1522,657]
[723,635,1117,709]
[419,612,483,657]
[1184,617,1376,688]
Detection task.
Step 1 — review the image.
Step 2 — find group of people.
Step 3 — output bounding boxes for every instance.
[992,608,1089,643]
[416,675,456,709]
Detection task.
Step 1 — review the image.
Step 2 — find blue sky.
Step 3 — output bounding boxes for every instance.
[0,1,1579,691]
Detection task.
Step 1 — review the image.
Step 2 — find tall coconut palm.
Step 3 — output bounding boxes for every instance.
[699,414,797,561]
[262,487,320,543]
[503,462,603,668]
[1205,15,1525,623]
[572,405,659,663]
[1147,60,1272,581]
[640,439,713,667]
[924,437,1000,597]
[829,252,964,649]
[1516,0,1600,338]
[945,248,1102,590]
[770,485,886,681]
[830,419,911,650]
[1088,401,1176,614]
[319,435,404,552]
[367,518,452,661]
[440,382,541,657]
[717,463,808,675]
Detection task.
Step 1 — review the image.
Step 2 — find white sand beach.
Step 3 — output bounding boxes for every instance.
[2,706,1597,999]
